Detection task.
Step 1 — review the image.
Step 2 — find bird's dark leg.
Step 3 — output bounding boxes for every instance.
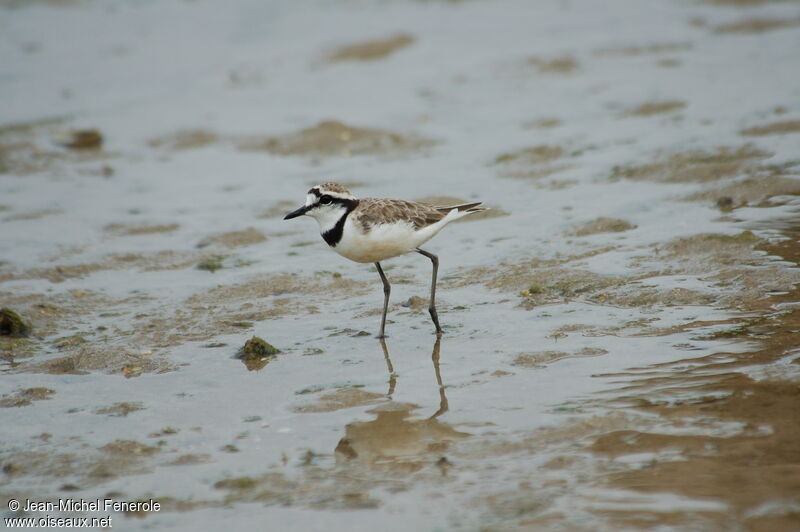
[375,262,391,338]
[416,248,443,335]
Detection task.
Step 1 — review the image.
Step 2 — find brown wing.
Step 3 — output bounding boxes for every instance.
[355,199,447,232]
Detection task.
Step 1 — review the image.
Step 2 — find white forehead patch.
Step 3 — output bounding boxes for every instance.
[304,193,318,207]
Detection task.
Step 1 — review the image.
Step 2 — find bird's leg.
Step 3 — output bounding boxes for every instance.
[378,337,397,397]
[416,248,443,335]
[375,262,391,338]
[430,335,448,419]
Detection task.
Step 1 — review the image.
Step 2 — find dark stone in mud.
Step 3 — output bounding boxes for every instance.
[57,129,103,150]
[0,308,32,337]
[715,196,735,210]
[237,336,280,360]
[3,462,21,475]
[237,336,280,371]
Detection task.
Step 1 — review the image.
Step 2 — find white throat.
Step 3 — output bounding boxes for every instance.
[308,205,349,234]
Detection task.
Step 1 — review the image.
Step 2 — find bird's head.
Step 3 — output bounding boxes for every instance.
[284,183,358,228]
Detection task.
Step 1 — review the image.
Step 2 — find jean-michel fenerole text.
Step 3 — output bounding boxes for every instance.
[22,498,160,513]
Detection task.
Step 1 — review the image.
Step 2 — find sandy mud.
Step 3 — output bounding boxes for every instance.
[2,0,800,531]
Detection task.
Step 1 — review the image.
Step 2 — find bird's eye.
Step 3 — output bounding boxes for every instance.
[320,195,333,205]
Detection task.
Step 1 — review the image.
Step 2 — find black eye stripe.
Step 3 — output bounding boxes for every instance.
[306,191,358,212]
[313,196,359,210]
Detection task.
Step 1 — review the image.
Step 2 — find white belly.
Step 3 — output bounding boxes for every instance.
[331,218,433,263]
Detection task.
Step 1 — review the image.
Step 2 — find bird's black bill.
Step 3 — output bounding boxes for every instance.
[284,205,309,220]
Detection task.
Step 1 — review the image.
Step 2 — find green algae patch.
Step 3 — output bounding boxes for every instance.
[196,255,226,273]
[0,387,55,408]
[1,336,37,361]
[52,334,88,350]
[494,145,564,166]
[214,477,257,490]
[697,316,769,340]
[167,454,211,466]
[0,308,32,337]
[99,440,159,456]
[95,402,145,417]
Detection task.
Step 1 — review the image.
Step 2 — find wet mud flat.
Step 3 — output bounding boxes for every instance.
[3,0,800,530]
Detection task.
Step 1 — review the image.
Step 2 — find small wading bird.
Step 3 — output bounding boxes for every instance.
[284,183,486,337]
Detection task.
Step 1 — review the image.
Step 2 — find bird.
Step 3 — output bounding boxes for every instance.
[284,182,486,337]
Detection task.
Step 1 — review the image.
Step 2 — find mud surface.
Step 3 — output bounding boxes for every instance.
[569,217,637,236]
[237,120,436,160]
[623,101,687,117]
[527,55,579,74]
[587,233,800,532]
[324,33,415,63]
[611,145,773,183]
[2,0,800,531]
[713,15,800,33]
[741,119,800,137]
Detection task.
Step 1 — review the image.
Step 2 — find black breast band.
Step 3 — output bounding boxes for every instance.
[321,199,358,247]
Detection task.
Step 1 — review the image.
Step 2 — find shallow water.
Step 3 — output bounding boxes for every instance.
[2,0,800,530]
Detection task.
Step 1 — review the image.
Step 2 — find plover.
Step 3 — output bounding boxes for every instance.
[284,183,485,337]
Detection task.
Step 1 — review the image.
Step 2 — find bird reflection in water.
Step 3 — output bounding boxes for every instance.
[335,336,469,468]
